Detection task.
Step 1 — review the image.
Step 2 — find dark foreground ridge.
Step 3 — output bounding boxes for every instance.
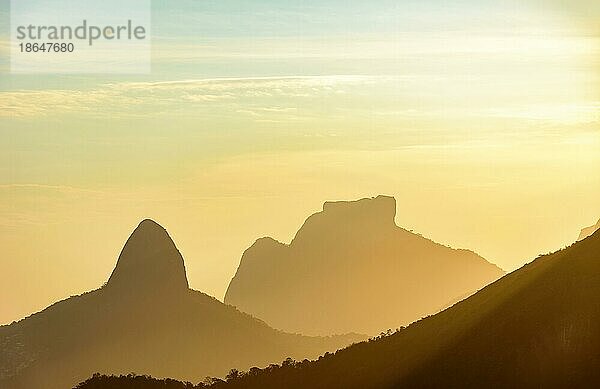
[225,195,504,335]
[0,220,361,389]
[77,229,600,388]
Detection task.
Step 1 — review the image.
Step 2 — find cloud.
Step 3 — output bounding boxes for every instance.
[1,74,597,129]
[0,89,123,118]
[0,75,382,118]
[0,183,104,195]
[110,75,380,92]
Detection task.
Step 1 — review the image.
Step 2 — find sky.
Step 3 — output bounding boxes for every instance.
[0,0,599,325]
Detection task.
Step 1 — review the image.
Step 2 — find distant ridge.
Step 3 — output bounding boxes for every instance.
[0,220,361,389]
[578,218,600,241]
[185,227,600,388]
[225,195,504,335]
[74,227,600,388]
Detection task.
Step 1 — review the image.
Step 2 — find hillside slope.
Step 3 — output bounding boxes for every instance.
[0,220,360,389]
[212,229,600,388]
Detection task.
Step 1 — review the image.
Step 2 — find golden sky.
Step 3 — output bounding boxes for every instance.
[0,0,599,324]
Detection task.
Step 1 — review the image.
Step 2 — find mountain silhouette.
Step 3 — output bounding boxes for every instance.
[578,218,600,241]
[105,220,189,295]
[83,227,595,388]
[225,196,504,335]
[73,226,600,389]
[0,220,361,389]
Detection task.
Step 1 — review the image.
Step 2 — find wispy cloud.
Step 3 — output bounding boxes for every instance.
[1,74,597,128]
[0,75,382,118]
[0,183,105,195]
[111,75,380,90]
[0,89,124,117]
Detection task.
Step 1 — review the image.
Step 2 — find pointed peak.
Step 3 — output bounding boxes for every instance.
[138,218,164,229]
[129,219,170,240]
[105,219,189,295]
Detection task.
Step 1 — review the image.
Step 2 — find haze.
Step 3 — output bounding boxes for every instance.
[0,0,599,325]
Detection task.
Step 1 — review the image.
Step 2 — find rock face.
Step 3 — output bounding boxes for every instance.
[106,219,189,295]
[211,222,600,389]
[0,220,361,389]
[578,218,600,241]
[225,195,504,336]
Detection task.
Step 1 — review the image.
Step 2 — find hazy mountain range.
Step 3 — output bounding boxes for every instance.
[3,200,597,389]
[0,220,360,389]
[78,224,600,388]
[213,229,600,388]
[225,196,504,335]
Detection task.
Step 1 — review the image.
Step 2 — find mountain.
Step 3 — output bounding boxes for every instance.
[225,196,504,335]
[0,220,361,389]
[578,218,600,241]
[74,223,600,389]
[190,227,600,388]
